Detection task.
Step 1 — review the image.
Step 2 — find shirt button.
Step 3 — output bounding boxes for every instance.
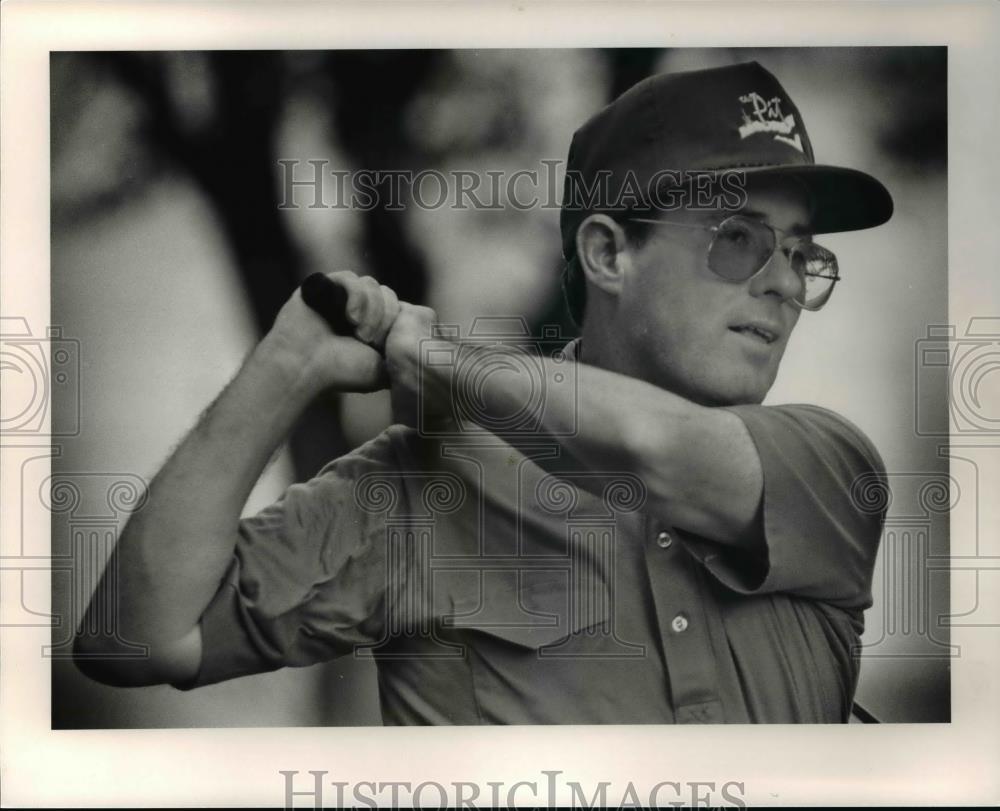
[656,530,673,549]
[671,613,689,633]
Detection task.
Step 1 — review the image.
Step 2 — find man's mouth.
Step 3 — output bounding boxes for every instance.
[729,323,780,344]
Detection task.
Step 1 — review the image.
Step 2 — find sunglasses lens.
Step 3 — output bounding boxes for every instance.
[707,217,775,281]
[791,243,839,308]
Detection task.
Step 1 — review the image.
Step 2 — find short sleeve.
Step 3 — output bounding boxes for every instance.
[681,404,887,611]
[175,427,407,690]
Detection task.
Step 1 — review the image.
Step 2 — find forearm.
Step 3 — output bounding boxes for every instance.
[78,335,324,652]
[445,345,762,543]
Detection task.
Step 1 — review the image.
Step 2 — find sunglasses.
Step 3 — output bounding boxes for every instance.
[626,214,841,311]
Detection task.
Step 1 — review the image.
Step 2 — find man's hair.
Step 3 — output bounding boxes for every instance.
[562,218,653,327]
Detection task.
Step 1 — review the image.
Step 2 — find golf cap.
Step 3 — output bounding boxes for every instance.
[560,61,894,260]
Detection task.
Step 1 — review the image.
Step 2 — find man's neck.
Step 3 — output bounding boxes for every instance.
[578,321,637,380]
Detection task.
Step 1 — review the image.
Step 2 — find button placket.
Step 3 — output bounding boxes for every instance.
[643,522,724,722]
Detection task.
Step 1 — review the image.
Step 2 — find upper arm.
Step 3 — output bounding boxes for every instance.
[76,430,408,692]
[678,404,887,608]
[172,428,408,691]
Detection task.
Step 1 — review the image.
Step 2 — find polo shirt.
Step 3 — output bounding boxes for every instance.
[179,388,886,724]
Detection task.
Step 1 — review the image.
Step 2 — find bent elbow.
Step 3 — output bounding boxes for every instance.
[72,634,121,686]
[72,625,202,689]
[72,633,148,687]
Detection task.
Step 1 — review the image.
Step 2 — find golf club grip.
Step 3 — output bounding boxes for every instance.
[301,273,353,336]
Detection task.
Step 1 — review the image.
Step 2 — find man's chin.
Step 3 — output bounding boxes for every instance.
[641,363,772,407]
[688,376,771,408]
[700,391,766,408]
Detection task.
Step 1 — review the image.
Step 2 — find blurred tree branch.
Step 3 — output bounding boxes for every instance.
[95,52,350,481]
[877,48,947,172]
[97,53,304,334]
[320,50,441,307]
[86,52,440,485]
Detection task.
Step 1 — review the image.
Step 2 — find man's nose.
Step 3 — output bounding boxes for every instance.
[748,247,803,303]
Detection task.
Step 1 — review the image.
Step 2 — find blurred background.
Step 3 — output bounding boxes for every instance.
[50,47,949,727]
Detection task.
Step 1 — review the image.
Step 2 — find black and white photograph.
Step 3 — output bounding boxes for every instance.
[51,44,948,729]
[2,2,999,807]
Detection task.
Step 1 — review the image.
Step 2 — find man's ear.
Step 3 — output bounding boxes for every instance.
[575,214,630,298]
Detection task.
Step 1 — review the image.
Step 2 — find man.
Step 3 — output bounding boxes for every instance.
[75,61,892,724]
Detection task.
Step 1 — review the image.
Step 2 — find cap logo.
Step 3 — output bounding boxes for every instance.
[737,92,803,153]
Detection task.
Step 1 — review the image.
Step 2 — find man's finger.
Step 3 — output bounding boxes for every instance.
[371,284,401,346]
[409,304,438,332]
[355,276,385,343]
